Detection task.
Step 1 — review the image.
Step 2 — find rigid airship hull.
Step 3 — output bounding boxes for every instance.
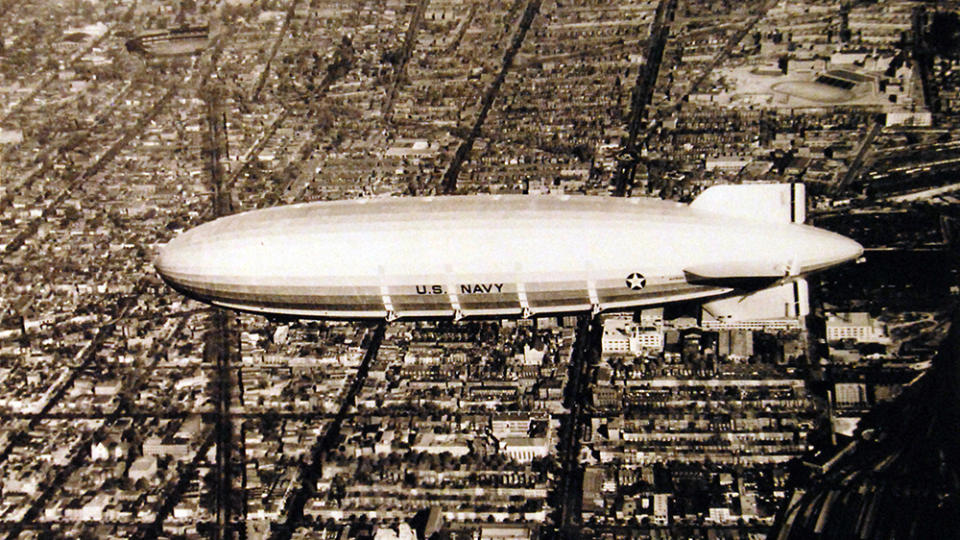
[154,194,862,320]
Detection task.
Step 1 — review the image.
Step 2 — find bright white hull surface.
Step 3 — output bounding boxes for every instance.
[155,195,861,319]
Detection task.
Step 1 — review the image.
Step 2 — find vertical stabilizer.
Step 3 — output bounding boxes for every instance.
[690,183,806,224]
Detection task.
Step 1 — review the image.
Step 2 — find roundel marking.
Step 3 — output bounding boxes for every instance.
[625,273,646,290]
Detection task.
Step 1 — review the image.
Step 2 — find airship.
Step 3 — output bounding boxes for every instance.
[154,183,862,321]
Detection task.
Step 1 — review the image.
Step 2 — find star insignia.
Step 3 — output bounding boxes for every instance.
[625,273,646,290]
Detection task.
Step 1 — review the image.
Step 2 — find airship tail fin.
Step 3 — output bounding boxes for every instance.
[701,278,809,325]
[690,182,805,224]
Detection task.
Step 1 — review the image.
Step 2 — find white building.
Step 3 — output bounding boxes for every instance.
[601,318,663,355]
[411,433,470,457]
[826,312,888,343]
[82,494,110,521]
[709,507,732,523]
[602,318,634,354]
[521,344,546,365]
[500,437,549,463]
[635,327,664,352]
[492,413,531,438]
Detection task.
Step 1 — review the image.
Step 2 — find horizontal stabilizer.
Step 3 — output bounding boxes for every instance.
[702,278,809,324]
[690,183,805,224]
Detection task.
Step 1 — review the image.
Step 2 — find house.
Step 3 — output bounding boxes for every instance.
[129,456,158,481]
[91,438,126,461]
[91,441,111,462]
[82,493,110,521]
[94,379,122,396]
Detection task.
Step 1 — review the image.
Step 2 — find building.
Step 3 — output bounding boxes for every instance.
[705,156,751,172]
[826,312,888,343]
[834,382,868,408]
[411,433,470,457]
[709,506,732,523]
[602,317,634,354]
[653,493,670,525]
[635,327,664,352]
[602,317,664,355]
[82,494,110,521]
[143,435,190,459]
[521,344,546,365]
[491,413,531,438]
[500,437,550,462]
[718,329,754,360]
[129,456,158,481]
[480,524,531,540]
[582,467,605,517]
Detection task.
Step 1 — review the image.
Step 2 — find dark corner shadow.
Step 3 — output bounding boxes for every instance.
[770,303,960,539]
